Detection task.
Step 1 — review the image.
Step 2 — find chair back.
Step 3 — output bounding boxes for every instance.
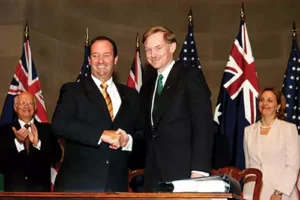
[128,169,144,192]
[211,166,262,200]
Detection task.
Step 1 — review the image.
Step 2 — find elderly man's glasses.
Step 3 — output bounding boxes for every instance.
[17,101,35,106]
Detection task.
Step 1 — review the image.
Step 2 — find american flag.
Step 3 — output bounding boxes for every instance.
[282,22,300,134]
[213,5,260,169]
[178,9,201,69]
[0,23,48,125]
[127,33,142,92]
[76,28,90,82]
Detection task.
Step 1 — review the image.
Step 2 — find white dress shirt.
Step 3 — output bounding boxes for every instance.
[91,75,133,151]
[151,60,175,126]
[15,119,41,152]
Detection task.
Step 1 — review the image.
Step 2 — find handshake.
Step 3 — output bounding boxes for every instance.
[101,128,129,149]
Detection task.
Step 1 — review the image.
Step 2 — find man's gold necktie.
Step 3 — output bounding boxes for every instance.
[101,83,114,120]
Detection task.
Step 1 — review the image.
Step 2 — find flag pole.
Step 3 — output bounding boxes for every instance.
[136,32,140,50]
[241,2,245,21]
[188,8,193,26]
[292,20,297,39]
[85,28,89,46]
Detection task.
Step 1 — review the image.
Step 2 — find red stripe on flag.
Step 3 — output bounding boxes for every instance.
[127,76,135,89]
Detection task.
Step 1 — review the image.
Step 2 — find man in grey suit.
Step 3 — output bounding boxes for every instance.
[52,36,144,192]
[140,26,214,191]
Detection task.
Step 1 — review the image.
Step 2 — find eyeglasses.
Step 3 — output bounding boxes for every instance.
[17,101,35,106]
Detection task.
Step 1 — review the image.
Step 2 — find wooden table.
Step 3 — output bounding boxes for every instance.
[0,192,243,200]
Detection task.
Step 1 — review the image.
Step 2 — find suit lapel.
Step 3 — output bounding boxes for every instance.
[13,118,21,130]
[83,76,112,120]
[252,122,263,162]
[152,62,181,126]
[113,83,129,123]
[141,77,156,128]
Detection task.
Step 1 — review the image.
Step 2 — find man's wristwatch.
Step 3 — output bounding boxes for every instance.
[274,190,283,196]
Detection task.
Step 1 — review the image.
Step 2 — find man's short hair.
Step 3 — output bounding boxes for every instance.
[142,26,177,44]
[89,36,118,57]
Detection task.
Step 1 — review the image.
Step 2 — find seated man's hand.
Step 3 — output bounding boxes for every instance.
[12,127,29,144]
[28,123,39,146]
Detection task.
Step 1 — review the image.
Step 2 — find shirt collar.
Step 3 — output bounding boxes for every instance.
[157,60,175,80]
[18,118,34,128]
[91,75,113,87]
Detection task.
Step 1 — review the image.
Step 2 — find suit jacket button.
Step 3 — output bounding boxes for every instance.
[150,153,154,157]
[151,126,155,132]
[106,160,109,164]
[152,135,157,139]
[25,176,28,180]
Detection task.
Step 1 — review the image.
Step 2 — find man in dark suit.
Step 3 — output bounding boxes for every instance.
[0,92,62,192]
[52,36,144,192]
[140,26,214,191]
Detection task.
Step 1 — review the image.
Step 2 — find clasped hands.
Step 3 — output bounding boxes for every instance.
[12,123,39,146]
[101,129,129,149]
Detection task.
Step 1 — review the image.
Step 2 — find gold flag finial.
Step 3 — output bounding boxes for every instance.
[24,21,29,39]
[188,8,193,26]
[136,32,140,49]
[84,28,89,46]
[292,21,297,39]
[241,2,245,21]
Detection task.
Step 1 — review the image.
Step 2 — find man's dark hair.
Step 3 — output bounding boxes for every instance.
[89,36,118,57]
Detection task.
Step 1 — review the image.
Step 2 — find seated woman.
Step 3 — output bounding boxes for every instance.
[244,87,300,200]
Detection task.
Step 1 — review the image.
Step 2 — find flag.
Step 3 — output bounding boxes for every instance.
[127,33,142,92]
[178,9,210,92]
[282,21,300,133]
[76,28,90,82]
[282,22,300,194]
[0,23,48,125]
[213,4,260,170]
[178,9,201,69]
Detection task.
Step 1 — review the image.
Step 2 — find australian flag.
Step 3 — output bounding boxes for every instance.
[213,12,260,170]
[76,29,90,82]
[127,33,142,92]
[178,9,201,69]
[0,23,48,125]
[282,23,300,134]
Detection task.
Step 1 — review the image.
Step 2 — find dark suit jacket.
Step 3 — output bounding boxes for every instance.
[52,76,143,192]
[140,62,214,189]
[0,120,62,192]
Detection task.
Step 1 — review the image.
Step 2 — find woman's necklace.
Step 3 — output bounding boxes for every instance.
[260,124,272,129]
[259,120,273,129]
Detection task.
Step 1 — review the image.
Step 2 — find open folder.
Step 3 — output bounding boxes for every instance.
[159,174,241,195]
